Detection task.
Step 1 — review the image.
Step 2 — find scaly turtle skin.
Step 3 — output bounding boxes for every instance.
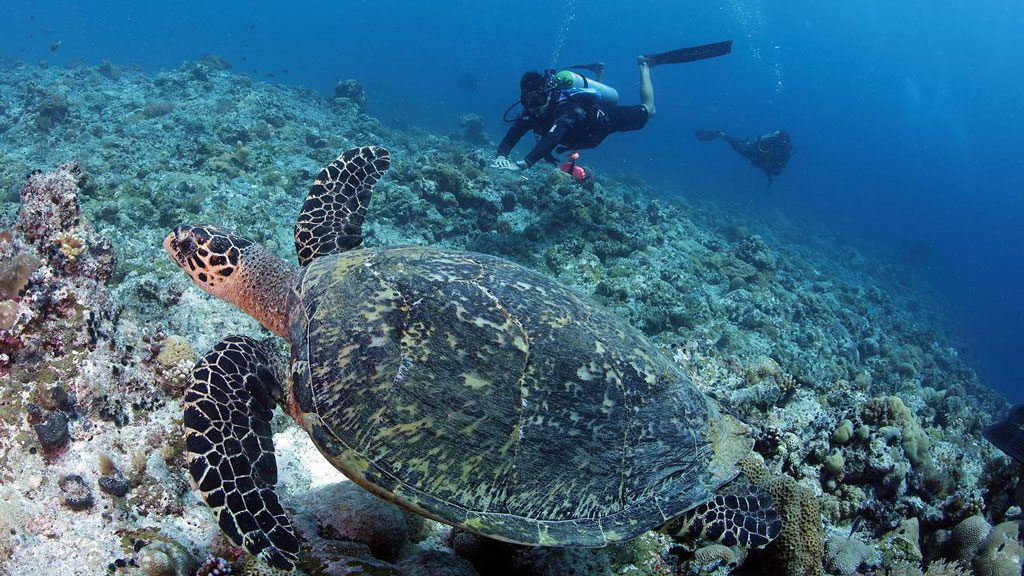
[165,147,781,570]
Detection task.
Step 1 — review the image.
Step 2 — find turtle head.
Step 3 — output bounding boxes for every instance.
[164,224,298,340]
[164,225,249,297]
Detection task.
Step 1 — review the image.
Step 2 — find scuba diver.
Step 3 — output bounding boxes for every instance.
[493,41,733,179]
[696,129,793,194]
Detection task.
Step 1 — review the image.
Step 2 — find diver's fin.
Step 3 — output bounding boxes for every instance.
[568,62,606,81]
[642,40,733,67]
[983,404,1024,463]
[696,130,724,142]
[568,62,606,75]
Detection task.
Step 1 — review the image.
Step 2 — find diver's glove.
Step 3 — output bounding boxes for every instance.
[492,156,520,171]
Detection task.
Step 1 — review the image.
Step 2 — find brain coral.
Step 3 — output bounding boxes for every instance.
[947,514,991,564]
[973,521,1023,576]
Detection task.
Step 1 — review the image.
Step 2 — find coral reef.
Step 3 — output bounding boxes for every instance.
[334,78,367,112]
[741,455,824,576]
[458,113,491,146]
[0,56,1017,576]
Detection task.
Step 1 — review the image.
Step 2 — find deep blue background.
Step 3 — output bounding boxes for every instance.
[2,1,1021,402]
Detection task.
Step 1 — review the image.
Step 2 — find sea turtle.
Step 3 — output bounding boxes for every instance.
[164,146,782,570]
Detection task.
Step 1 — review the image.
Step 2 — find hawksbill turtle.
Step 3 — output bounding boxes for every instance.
[163,146,782,570]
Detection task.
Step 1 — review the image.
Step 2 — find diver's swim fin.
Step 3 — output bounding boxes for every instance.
[696,130,724,142]
[983,404,1024,463]
[568,62,606,76]
[642,40,733,67]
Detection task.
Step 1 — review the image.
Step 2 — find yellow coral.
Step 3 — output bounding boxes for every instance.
[56,229,86,260]
[739,455,824,576]
[691,543,745,570]
[156,335,196,368]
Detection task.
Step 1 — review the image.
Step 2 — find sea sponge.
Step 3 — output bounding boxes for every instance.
[740,455,824,576]
[973,521,1024,576]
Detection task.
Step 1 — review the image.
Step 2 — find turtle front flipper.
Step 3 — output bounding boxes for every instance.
[663,479,782,549]
[294,146,391,266]
[184,336,299,570]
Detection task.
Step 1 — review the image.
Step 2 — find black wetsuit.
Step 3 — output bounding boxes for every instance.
[724,134,792,177]
[497,92,649,167]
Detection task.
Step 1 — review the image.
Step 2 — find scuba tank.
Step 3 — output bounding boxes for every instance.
[502,69,620,122]
[553,70,618,111]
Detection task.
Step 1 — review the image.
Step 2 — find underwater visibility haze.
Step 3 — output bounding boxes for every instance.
[0,1,1022,575]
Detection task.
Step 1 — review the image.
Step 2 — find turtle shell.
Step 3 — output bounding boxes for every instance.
[288,246,750,546]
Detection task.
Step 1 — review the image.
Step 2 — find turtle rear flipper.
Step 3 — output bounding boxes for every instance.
[184,336,299,570]
[294,146,391,266]
[664,479,782,549]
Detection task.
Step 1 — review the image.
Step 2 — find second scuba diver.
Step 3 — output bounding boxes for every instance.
[696,129,794,194]
[493,41,733,176]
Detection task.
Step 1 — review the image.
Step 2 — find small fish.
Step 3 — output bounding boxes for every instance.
[50,40,61,52]
[266,72,275,78]
[282,69,290,74]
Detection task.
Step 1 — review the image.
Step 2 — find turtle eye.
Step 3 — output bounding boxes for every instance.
[176,236,198,260]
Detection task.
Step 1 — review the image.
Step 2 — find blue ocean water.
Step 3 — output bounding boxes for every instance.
[2,0,1021,402]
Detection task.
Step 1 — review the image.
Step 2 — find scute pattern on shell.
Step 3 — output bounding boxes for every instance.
[288,246,749,545]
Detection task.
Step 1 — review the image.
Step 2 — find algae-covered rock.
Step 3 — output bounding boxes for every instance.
[882,518,922,569]
[302,481,423,562]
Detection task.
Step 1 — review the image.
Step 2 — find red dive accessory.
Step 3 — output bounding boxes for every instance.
[560,151,587,181]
